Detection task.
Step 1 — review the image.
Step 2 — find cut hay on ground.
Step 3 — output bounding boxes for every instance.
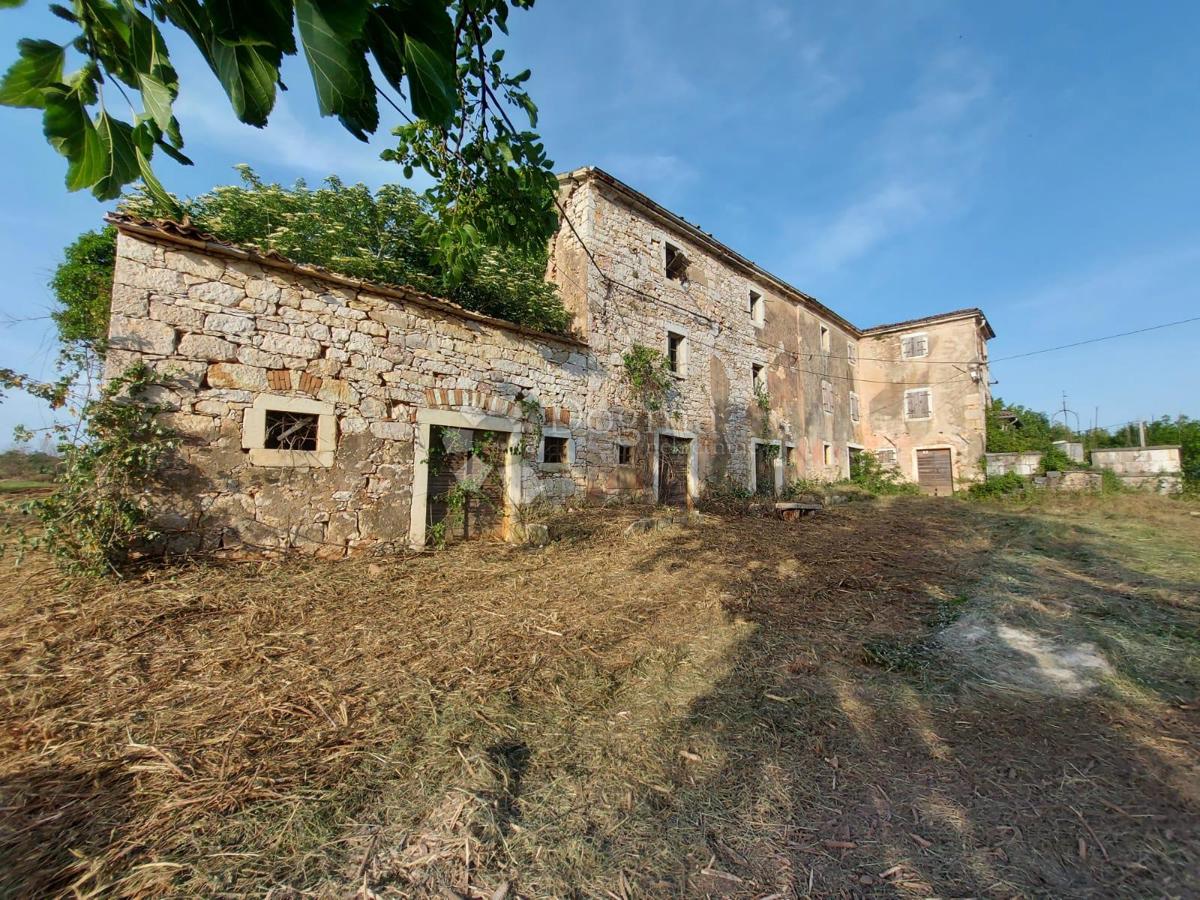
[1,493,1198,897]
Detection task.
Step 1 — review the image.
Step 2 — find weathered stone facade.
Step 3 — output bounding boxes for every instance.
[104,167,994,553]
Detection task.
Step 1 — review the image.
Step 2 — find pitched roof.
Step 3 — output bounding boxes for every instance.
[106,213,587,348]
[559,166,995,340]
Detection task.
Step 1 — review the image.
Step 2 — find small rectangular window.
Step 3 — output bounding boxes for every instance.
[667,331,686,375]
[752,363,766,393]
[875,448,898,468]
[618,444,632,465]
[821,379,833,415]
[850,391,860,423]
[264,410,319,451]
[664,242,689,282]
[784,445,794,470]
[749,290,764,325]
[901,333,929,359]
[847,342,857,366]
[820,325,831,352]
[823,443,833,466]
[905,388,932,420]
[543,435,567,464]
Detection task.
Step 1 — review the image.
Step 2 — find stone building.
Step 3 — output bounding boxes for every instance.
[103,167,993,554]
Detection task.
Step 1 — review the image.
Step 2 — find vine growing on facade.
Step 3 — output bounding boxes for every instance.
[621,344,674,413]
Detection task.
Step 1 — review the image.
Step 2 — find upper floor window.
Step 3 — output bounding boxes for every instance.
[749,290,764,326]
[752,363,766,393]
[819,325,831,352]
[821,379,833,415]
[904,387,932,420]
[901,332,929,359]
[847,341,857,366]
[850,391,860,423]
[664,242,690,282]
[666,329,687,376]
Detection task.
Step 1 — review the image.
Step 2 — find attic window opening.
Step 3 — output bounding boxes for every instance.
[749,290,764,325]
[664,243,690,282]
[264,410,319,451]
[820,325,831,353]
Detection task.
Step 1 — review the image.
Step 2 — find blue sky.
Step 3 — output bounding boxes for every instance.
[2,0,1198,444]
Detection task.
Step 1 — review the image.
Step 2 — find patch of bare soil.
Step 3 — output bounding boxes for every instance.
[939,613,1114,696]
[1,492,1197,897]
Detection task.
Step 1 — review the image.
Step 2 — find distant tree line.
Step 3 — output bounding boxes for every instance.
[987,399,1198,490]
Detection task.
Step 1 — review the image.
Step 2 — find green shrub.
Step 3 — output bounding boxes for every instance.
[1099,469,1126,495]
[12,364,180,575]
[967,471,1030,500]
[849,452,920,496]
[1038,446,1076,474]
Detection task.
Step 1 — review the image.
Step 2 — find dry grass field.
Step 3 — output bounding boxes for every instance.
[1,490,1198,898]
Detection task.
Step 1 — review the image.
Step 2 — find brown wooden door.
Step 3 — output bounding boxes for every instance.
[754,443,776,496]
[427,426,508,543]
[658,436,690,507]
[916,448,953,496]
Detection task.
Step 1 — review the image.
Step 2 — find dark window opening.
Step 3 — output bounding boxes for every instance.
[264,410,318,451]
[543,435,567,465]
[618,444,632,465]
[665,242,690,282]
[752,363,765,392]
[667,331,685,374]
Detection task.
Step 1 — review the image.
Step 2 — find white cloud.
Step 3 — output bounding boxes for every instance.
[174,89,402,187]
[597,152,699,200]
[791,50,1000,274]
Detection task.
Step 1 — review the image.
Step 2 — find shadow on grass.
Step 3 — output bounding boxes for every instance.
[600,498,1200,897]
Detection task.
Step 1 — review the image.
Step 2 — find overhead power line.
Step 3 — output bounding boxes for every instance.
[989,315,1200,363]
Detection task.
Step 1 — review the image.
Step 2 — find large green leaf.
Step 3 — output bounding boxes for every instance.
[392,0,455,124]
[363,5,406,90]
[0,38,64,108]
[159,0,280,127]
[403,35,455,126]
[137,72,175,135]
[135,144,180,215]
[210,41,281,127]
[41,84,105,190]
[294,0,377,140]
[93,111,139,200]
[207,0,295,54]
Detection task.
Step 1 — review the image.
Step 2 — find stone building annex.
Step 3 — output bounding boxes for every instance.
[104,167,994,553]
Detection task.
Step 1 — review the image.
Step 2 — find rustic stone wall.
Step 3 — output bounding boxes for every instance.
[106,168,995,556]
[106,227,591,555]
[561,175,866,496]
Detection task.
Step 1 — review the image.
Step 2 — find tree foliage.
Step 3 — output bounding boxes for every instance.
[123,166,571,333]
[985,398,1072,453]
[0,0,555,272]
[50,223,116,351]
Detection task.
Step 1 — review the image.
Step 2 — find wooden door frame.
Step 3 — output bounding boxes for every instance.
[912,444,955,494]
[748,437,783,495]
[409,407,525,548]
[653,428,697,506]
